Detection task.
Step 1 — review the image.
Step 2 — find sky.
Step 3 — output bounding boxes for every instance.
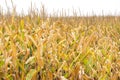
[0,0,120,16]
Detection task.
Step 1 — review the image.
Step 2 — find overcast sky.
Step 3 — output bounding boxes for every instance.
[0,0,120,16]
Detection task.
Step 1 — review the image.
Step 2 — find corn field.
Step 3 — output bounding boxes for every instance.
[0,6,120,80]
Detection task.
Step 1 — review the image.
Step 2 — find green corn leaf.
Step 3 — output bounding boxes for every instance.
[26,69,37,80]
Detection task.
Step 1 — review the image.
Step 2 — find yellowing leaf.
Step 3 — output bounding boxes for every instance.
[20,19,24,30]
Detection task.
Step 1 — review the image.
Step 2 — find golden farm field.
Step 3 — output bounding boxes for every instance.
[0,12,120,80]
